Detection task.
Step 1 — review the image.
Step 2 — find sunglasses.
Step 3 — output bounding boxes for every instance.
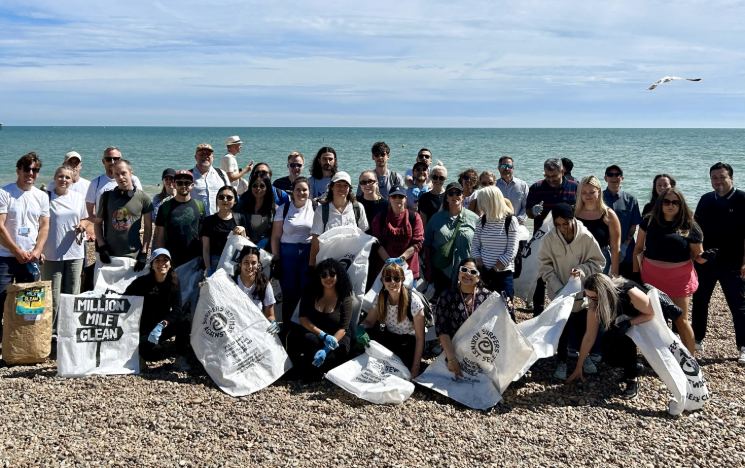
[414,168,427,172]
[373,153,389,158]
[252,184,267,190]
[662,199,681,207]
[499,164,514,170]
[431,175,446,182]
[217,194,234,201]
[447,190,463,197]
[359,179,376,186]
[175,180,192,186]
[254,171,269,177]
[606,172,622,178]
[384,276,403,283]
[481,181,495,186]
[390,194,406,200]
[22,166,41,174]
[459,266,480,276]
[289,163,303,169]
[104,157,121,163]
[461,176,472,182]
[418,154,431,160]
[320,270,337,279]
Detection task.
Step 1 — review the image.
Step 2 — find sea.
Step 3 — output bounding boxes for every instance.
[1,127,743,213]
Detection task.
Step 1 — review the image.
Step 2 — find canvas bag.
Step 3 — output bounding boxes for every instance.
[290,226,375,329]
[93,255,147,294]
[218,233,283,320]
[324,340,415,405]
[191,269,292,397]
[513,277,582,380]
[624,287,710,415]
[513,212,553,301]
[414,292,534,409]
[1,281,53,365]
[56,292,144,377]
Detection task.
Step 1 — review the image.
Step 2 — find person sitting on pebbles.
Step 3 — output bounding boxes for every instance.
[124,248,190,371]
[232,246,280,335]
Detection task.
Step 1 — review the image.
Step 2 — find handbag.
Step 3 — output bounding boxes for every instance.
[432,215,462,270]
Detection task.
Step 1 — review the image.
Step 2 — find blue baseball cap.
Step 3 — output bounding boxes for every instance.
[150,248,171,261]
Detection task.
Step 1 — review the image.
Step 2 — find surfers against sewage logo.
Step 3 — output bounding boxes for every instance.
[202,306,236,338]
[470,327,499,363]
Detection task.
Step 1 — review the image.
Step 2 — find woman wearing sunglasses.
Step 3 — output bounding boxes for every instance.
[423,182,479,294]
[200,185,247,276]
[435,258,498,379]
[357,170,390,235]
[271,177,316,320]
[288,259,353,380]
[233,246,279,334]
[632,187,711,355]
[566,273,656,399]
[356,262,426,378]
[234,173,277,249]
[417,161,447,230]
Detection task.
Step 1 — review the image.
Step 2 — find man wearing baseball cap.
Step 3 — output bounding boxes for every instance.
[47,151,91,198]
[190,143,231,216]
[156,170,205,268]
[220,136,254,195]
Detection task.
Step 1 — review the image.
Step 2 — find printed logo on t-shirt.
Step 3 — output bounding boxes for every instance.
[111,208,133,231]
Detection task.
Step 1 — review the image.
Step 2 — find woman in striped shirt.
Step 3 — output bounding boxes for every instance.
[472,186,520,313]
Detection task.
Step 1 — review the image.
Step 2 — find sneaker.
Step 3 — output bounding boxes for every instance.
[622,379,639,399]
[432,344,443,355]
[589,353,602,363]
[173,356,191,372]
[582,359,597,374]
[739,347,745,366]
[695,341,704,353]
[554,362,567,380]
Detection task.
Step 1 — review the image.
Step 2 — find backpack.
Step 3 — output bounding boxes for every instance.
[282,199,319,220]
[480,213,523,279]
[406,287,435,329]
[321,200,361,232]
[215,167,231,187]
[378,208,417,247]
[159,198,205,243]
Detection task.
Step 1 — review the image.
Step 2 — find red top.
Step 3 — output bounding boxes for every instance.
[372,209,424,279]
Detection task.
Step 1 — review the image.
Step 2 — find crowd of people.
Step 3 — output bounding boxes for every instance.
[1,137,743,402]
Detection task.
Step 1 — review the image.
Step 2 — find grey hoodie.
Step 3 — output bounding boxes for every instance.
[538,218,606,312]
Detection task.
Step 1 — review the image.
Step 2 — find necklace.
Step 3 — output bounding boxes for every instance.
[460,289,476,318]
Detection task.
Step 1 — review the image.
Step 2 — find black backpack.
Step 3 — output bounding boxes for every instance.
[282,199,319,219]
[480,213,523,279]
[405,287,435,329]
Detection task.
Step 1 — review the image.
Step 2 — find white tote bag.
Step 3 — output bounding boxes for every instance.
[93,256,147,294]
[513,212,553,301]
[324,341,415,405]
[57,292,143,377]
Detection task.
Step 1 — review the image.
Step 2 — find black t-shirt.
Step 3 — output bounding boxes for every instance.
[694,189,745,268]
[124,273,183,335]
[200,213,246,258]
[418,191,445,221]
[358,197,390,235]
[273,176,293,195]
[155,198,204,267]
[642,201,654,217]
[640,217,702,263]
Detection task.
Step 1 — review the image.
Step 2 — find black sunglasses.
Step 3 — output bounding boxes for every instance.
[390,194,406,199]
[289,163,303,169]
[104,157,121,163]
[447,190,463,197]
[461,176,472,182]
[254,170,269,177]
[384,276,403,283]
[359,179,376,186]
[320,270,337,279]
[217,194,234,201]
[175,180,192,186]
[662,199,681,207]
[418,154,431,159]
[431,175,446,182]
[606,172,622,178]
[252,184,267,190]
[22,166,41,174]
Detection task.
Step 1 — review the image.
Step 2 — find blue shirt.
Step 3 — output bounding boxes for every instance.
[496,177,529,222]
[603,188,643,264]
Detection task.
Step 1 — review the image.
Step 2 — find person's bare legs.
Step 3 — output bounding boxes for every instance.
[671,295,696,356]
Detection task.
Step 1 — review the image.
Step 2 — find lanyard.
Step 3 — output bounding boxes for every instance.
[460,289,475,318]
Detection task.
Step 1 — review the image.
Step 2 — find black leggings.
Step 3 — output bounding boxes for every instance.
[368,327,417,369]
[139,320,190,361]
[286,326,350,381]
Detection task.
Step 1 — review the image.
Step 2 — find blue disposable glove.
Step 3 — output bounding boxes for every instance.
[148,323,164,344]
[385,256,404,266]
[266,320,280,335]
[619,244,628,262]
[26,261,40,276]
[206,269,214,278]
[318,331,339,350]
[312,347,330,367]
[531,201,544,217]
[412,187,420,198]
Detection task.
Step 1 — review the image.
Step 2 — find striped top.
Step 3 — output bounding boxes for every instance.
[471,216,520,271]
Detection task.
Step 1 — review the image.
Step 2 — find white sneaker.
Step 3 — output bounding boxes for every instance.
[582,359,597,374]
[738,347,745,366]
[695,341,704,353]
[554,362,567,380]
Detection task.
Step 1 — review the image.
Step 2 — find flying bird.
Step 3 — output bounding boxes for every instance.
[647,76,701,90]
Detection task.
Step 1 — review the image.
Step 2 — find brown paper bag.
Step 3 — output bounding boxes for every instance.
[2,281,53,365]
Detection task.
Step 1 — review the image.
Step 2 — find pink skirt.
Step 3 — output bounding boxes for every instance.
[641,258,698,298]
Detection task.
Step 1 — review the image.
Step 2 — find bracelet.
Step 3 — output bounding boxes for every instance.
[411,365,420,368]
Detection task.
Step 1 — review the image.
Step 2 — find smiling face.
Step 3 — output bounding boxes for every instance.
[710,168,733,196]
[321,269,338,289]
[458,261,479,287]
[174,176,193,196]
[382,265,403,295]
[293,181,310,203]
[413,165,428,183]
[66,158,82,180]
[152,255,171,276]
[240,254,260,277]
[498,158,514,179]
[446,188,463,211]
[288,156,304,177]
[358,172,377,196]
[331,181,350,200]
[554,216,574,239]
[251,179,267,199]
[655,176,672,195]
[54,168,73,191]
[16,161,40,187]
[162,175,175,193]
[460,173,476,190]
[195,149,213,170]
[430,168,446,188]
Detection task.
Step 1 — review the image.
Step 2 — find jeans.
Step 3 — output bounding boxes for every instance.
[533,278,546,315]
[280,242,311,323]
[0,256,40,339]
[692,262,745,348]
[41,258,84,331]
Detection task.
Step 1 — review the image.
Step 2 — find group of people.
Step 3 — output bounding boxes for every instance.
[1,137,743,402]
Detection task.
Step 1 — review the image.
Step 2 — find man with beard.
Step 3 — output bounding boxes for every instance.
[405,161,430,213]
[190,143,231,216]
[308,147,338,200]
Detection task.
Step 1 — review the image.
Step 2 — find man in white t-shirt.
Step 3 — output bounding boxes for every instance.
[220,136,254,195]
[85,147,142,222]
[47,151,91,198]
[0,152,50,331]
[191,143,232,216]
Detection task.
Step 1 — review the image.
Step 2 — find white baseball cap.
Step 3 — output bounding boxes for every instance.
[225,136,243,146]
[330,171,352,185]
[64,151,82,162]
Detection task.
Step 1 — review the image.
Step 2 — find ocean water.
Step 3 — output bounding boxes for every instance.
[1,127,743,210]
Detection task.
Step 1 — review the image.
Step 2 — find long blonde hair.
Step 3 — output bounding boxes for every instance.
[375,263,409,323]
[584,273,627,330]
[477,186,512,221]
[359,170,381,200]
[575,175,609,216]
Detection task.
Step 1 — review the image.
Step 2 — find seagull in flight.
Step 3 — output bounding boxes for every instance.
[647,76,701,90]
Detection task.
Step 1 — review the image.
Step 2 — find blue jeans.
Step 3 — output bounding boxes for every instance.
[0,256,40,339]
[280,242,311,323]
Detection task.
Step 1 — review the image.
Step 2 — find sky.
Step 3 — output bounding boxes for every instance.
[1,0,744,127]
